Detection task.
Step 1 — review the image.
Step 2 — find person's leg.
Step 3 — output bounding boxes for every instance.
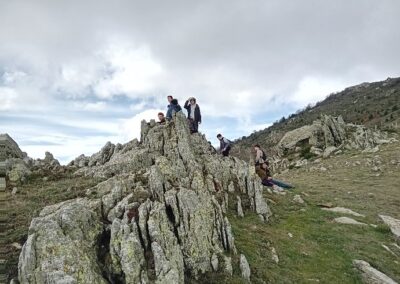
[271,179,293,189]
[188,119,195,133]
[193,121,199,133]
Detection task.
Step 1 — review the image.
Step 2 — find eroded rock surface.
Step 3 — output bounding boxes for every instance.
[18,113,270,283]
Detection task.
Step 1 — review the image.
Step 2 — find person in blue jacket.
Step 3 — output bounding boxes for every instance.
[184,97,202,133]
[166,98,182,120]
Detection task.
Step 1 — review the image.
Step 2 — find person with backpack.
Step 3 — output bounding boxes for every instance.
[254,144,267,167]
[217,134,232,156]
[184,97,202,133]
[166,98,182,120]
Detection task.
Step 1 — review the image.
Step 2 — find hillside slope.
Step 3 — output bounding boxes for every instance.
[232,77,400,160]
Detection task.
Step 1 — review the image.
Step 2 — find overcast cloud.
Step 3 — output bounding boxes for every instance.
[1,0,399,163]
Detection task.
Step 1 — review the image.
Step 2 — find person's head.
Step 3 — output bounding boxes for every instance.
[190,97,196,105]
[158,112,165,121]
[171,98,178,105]
[254,144,260,151]
[167,95,173,103]
[217,134,223,140]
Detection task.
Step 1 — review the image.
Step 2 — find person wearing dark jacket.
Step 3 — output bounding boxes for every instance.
[166,98,182,120]
[217,134,231,156]
[184,97,201,133]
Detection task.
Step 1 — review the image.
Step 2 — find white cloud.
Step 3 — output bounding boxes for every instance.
[79,101,107,111]
[0,87,18,110]
[93,41,163,98]
[289,76,348,108]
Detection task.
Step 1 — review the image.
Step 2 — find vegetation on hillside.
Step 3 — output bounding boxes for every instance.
[232,77,400,161]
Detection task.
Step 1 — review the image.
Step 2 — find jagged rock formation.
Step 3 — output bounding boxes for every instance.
[0,134,62,185]
[18,112,271,283]
[272,115,397,171]
[277,115,391,154]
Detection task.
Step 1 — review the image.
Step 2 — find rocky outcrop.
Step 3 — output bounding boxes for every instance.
[19,112,270,283]
[277,115,392,155]
[379,215,400,242]
[277,115,347,152]
[353,260,397,284]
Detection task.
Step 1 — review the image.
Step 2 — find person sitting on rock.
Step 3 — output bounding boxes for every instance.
[166,98,182,120]
[258,162,294,189]
[217,134,231,156]
[157,112,166,124]
[184,97,202,133]
[254,144,267,168]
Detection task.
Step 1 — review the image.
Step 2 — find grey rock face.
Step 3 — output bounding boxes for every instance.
[353,260,397,284]
[277,115,390,155]
[240,254,251,281]
[379,215,400,242]
[19,113,267,283]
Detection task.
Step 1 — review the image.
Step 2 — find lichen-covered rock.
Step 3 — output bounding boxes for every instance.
[19,113,267,283]
[18,198,106,284]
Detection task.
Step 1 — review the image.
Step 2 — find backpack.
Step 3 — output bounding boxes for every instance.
[261,150,267,161]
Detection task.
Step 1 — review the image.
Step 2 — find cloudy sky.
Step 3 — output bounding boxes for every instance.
[1,0,399,164]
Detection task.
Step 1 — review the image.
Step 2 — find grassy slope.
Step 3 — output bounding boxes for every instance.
[228,141,400,283]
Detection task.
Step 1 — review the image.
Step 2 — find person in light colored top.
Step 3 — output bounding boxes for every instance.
[184,97,202,133]
[217,134,231,156]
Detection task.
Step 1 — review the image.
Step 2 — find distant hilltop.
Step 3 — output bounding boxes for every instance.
[0,133,24,160]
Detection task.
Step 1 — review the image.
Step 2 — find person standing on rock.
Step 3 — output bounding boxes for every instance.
[166,98,182,120]
[157,112,166,124]
[217,134,231,156]
[184,97,202,133]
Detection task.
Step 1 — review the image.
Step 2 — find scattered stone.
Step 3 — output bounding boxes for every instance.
[322,207,365,217]
[334,217,368,226]
[42,177,49,182]
[11,187,18,195]
[319,166,327,172]
[11,242,22,250]
[362,146,380,154]
[271,247,279,264]
[323,146,337,158]
[240,254,251,281]
[371,166,380,172]
[211,253,219,271]
[293,194,305,204]
[381,244,397,257]
[379,215,400,241]
[353,260,397,284]
[318,202,334,208]
[237,196,244,218]
[288,233,293,238]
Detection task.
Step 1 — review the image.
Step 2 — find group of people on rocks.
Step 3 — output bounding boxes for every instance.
[156,95,292,189]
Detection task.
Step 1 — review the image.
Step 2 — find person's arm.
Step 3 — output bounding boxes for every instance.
[197,105,201,123]
[255,149,262,162]
[184,100,190,110]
